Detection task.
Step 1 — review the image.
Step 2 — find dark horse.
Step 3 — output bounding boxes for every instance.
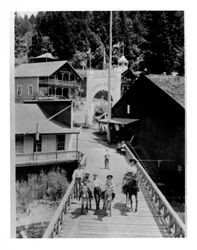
[122,175,139,212]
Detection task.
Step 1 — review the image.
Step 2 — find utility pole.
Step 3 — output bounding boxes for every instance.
[107,11,112,143]
[89,48,91,70]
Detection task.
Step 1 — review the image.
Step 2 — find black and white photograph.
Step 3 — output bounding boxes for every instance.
[11,9,186,239]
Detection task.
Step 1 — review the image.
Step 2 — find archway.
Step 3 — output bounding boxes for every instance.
[85,69,122,125]
[94,90,113,101]
[93,90,113,118]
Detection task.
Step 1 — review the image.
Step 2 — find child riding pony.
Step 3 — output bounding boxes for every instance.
[80,177,92,214]
[122,172,139,212]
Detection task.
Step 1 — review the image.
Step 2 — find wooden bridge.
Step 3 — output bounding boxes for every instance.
[42,129,185,238]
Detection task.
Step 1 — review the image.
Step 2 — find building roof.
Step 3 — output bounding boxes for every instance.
[33,53,57,60]
[15,61,83,80]
[98,117,139,125]
[76,69,87,79]
[146,74,185,108]
[121,68,138,78]
[15,103,79,135]
[118,55,128,63]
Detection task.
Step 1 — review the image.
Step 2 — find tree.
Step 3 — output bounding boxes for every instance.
[15,13,28,65]
[28,33,55,58]
[15,11,184,75]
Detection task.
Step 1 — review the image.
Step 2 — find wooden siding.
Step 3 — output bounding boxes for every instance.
[112,75,185,168]
[18,134,72,155]
[15,77,38,102]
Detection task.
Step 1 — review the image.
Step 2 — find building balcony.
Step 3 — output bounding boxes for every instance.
[39,79,79,88]
[16,150,82,167]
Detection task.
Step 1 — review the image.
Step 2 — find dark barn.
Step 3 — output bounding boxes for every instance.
[112,74,185,201]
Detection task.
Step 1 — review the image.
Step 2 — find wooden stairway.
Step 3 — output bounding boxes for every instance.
[57,189,170,238]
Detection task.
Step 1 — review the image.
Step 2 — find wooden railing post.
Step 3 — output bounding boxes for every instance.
[123,144,186,237]
[43,151,85,238]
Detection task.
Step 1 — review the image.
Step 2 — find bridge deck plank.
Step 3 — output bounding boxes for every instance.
[58,129,169,238]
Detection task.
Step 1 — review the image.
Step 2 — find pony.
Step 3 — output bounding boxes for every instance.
[122,174,139,212]
[80,184,90,214]
[103,187,112,216]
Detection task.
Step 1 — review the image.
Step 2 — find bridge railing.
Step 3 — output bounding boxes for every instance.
[124,144,186,238]
[43,153,86,238]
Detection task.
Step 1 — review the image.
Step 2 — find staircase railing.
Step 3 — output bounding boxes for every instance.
[124,143,186,238]
[43,152,86,238]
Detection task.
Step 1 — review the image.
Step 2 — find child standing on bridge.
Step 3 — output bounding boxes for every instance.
[92,173,103,212]
[72,162,85,200]
[104,149,110,169]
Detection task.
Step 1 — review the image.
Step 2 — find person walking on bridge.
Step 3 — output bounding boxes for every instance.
[102,174,115,200]
[92,173,103,212]
[72,162,84,200]
[128,159,139,191]
[104,149,110,169]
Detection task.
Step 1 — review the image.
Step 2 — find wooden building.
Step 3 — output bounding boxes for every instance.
[15,60,83,102]
[15,100,80,168]
[112,74,185,176]
[121,68,138,96]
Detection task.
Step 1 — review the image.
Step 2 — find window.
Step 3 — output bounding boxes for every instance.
[127,104,130,114]
[28,85,33,96]
[16,135,24,153]
[34,136,42,152]
[57,134,65,151]
[17,85,22,96]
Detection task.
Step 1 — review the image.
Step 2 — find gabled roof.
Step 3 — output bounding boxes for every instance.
[121,68,138,78]
[15,61,83,80]
[118,55,128,63]
[76,69,87,79]
[15,103,79,135]
[146,74,185,108]
[98,117,139,125]
[33,53,57,60]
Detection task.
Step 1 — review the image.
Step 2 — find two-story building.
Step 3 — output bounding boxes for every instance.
[15,60,83,102]
[15,99,81,167]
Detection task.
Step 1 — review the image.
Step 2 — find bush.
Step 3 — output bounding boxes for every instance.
[16,169,69,214]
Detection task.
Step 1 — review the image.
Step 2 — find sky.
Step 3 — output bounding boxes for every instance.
[17,11,38,17]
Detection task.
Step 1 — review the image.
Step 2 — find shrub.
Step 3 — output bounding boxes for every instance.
[16,168,69,214]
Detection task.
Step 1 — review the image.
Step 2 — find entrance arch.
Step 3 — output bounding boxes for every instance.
[94,90,113,101]
[85,69,122,125]
[93,90,114,118]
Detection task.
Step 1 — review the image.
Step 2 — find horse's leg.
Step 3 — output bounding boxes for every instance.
[81,199,84,214]
[103,193,107,211]
[102,192,105,210]
[135,194,138,212]
[126,192,129,206]
[95,191,99,210]
[77,183,80,200]
[85,199,88,212]
[109,201,112,217]
[89,198,92,210]
[97,196,100,210]
[130,195,133,211]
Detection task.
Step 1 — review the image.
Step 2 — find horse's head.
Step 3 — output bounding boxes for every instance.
[105,187,112,201]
